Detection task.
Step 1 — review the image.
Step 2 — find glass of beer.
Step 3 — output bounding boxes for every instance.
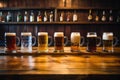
[38,32,52,53]
[86,32,101,52]
[54,32,68,52]
[21,32,36,53]
[5,32,20,53]
[70,32,85,52]
[102,32,118,52]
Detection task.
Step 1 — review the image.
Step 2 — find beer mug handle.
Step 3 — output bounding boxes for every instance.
[16,36,20,46]
[96,37,101,46]
[64,36,68,46]
[48,36,53,46]
[113,37,119,46]
[80,36,85,46]
[32,36,36,46]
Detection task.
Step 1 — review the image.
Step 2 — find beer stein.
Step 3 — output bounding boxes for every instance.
[54,32,68,52]
[38,32,53,53]
[21,32,36,53]
[86,32,101,52]
[102,32,118,52]
[5,32,20,53]
[70,32,85,52]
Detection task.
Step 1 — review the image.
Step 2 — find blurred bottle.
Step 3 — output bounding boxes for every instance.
[44,11,47,22]
[6,11,12,22]
[60,12,64,22]
[49,11,54,22]
[109,10,113,22]
[0,12,4,22]
[88,9,93,21]
[37,11,42,22]
[73,10,77,22]
[95,11,99,22]
[66,12,70,22]
[30,10,34,22]
[24,11,29,22]
[17,12,22,22]
[101,10,106,22]
[116,11,120,22]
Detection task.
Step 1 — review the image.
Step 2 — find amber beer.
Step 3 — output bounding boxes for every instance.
[71,32,80,52]
[5,33,16,52]
[38,32,48,53]
[54,32,64,52]
[102,32,114,52]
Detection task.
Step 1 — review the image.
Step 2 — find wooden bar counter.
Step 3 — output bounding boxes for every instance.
[0,47,120,80]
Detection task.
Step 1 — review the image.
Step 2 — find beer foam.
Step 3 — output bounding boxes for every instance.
[103,33,113,40]
[21,32,31,36]
[5,33,16,36]
[87,35,97,37]
[54,32,64,37]
[38,32,48,36]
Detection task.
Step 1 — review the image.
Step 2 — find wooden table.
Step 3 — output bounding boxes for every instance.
[0,47,120,80]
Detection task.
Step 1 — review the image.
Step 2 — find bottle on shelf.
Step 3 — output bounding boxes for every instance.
[17,12,22,22]
[116,11,120,22]
[0,12,4,22]
[6,11,12,22]
[88,9,93,21]
[101,10,106,22]
[66,12,70,22]
[37,11,42,22]
[73,10,78,22]
[43,11,47,22]
[30,10,34,22]
[95,11,99,22]
[60,12,64,22]
[49,11,54,22]
[109,10,113,22]
[24,11,29,22]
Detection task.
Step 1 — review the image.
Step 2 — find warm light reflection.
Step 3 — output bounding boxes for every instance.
[0,2,3,7]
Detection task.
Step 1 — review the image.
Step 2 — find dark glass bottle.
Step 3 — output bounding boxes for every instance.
[66,12,70,22]
[109,10,113,22]
[116,11,120,22]
[17,12,22,22]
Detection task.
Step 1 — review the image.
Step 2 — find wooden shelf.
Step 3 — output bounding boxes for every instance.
[0,22,119,25]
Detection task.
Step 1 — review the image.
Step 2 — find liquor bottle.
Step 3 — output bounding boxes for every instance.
[6,11,12,22]
[49,11,53,22]
[24,11,29,22]
[17,12,22,22]
[73,10,77,22]
[60,12,64,22]
[43,11,47,22]
[0,12,4,22]
[116,11,120,22]
[109,10,113,22]
[37,11,42,22]
[101,10,106,22]
[66,12,70,22]
[88,9,93,21]
[30,10,34,22]
[95,11,99,22]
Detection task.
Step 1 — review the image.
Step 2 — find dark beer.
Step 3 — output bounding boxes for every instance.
[87,37,97,52]
[5,33,16,52]
[54,32,64,52]
[86,32,97,52]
